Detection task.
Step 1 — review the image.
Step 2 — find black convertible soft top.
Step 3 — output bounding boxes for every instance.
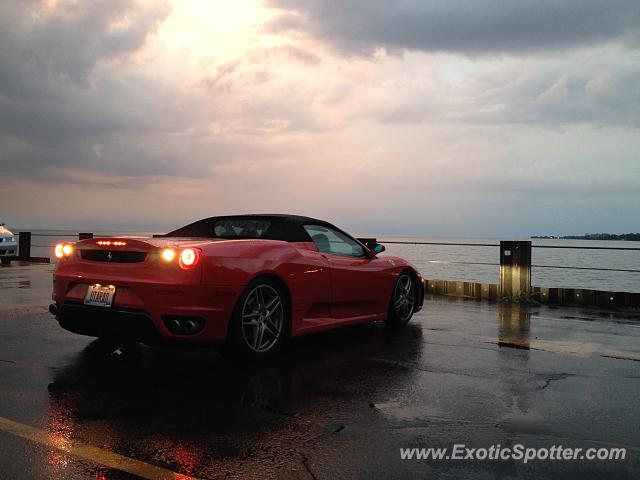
[166,214,342,243]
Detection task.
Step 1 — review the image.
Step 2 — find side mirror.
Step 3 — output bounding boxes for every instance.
[367,243,385,257]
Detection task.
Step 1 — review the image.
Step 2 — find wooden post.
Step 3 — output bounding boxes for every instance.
[78,232,93,240]
[18,231,31,260]
[500,241,531,298]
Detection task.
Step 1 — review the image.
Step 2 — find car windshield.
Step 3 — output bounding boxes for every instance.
[212,219,272,238]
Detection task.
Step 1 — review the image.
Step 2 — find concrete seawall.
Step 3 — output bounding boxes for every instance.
[424,278,640,310]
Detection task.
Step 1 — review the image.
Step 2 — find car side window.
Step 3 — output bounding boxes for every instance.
[304,225,366,258]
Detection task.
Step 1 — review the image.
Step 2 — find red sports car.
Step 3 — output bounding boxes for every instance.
[50,215,424,358]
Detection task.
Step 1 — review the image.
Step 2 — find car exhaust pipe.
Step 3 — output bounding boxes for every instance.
[49,303,58,316]
[162,316,204,335]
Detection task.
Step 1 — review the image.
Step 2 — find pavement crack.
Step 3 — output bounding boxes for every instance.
[299,452,318,480]
[0,359,17,364]
[538,373,574,390]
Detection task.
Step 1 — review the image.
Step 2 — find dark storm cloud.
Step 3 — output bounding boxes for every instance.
[1,0,170,88]
[0,1,327,183]
[265,0,640,55]
[0,0,172,179]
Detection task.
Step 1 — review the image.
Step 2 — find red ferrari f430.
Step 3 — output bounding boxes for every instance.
[51,215,424,358]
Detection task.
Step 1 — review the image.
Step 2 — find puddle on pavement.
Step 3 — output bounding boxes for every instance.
[498,305,531,350]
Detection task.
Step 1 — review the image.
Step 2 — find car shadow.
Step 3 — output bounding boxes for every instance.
[45,321,424,473]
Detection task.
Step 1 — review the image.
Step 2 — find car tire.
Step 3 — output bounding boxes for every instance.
[386,271,417,328]
[228,277,289,359]
[1,258,10,266]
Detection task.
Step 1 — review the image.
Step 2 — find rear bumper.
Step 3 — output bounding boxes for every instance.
[52,275,244,343]
[56,302,165,343]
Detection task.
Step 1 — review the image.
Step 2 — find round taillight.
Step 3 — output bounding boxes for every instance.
[161,248,176,262]
[55,243,73,259]
[179,248,199,269]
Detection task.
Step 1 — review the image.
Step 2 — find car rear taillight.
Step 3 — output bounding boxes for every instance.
[160,248,176,262]
[179,248,199,270]
[54,243,74,259]
[159,247,200,269]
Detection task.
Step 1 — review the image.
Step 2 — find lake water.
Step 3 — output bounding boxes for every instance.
[17,230,640,293]
[379,236,640,293]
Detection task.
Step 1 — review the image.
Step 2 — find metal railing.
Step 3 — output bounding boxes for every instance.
[10,231,640,307]
[377,239,640,307]
[379,240,640,274]
[13,231,640,277]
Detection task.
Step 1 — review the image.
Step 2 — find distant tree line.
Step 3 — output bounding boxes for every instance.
[532,233,640,241]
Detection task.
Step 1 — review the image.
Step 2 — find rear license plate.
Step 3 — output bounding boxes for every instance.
[84,284,116,308]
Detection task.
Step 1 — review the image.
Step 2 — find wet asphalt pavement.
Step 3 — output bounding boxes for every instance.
[0,262,639,479]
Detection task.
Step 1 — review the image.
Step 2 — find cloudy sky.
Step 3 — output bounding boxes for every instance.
[1,0,638,236]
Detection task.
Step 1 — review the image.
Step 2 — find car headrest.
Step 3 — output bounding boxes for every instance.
[312,233,330,253]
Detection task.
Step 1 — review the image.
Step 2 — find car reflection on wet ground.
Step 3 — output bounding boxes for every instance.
[0,263,639,479]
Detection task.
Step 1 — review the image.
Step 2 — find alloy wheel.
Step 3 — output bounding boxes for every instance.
[241,284,284,353]
[394,274,415,322]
